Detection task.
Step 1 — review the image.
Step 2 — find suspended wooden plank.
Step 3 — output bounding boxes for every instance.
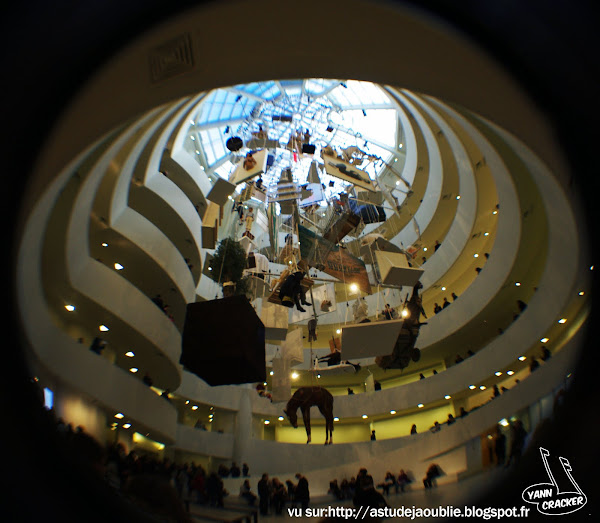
[261,301,289,341]
[322,153,376,192]
[374,250,424,287]
[313,363,356,376]
[341,319,404,360]
[229,149,268,185]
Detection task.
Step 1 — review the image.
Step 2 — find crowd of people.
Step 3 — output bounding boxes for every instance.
[255,472,310,515]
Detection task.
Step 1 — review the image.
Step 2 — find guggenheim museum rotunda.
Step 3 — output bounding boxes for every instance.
[7,0,599,519]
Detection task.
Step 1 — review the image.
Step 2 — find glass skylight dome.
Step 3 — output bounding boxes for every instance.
[186,79,406,201]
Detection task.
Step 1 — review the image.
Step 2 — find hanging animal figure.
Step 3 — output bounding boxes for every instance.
[404,280,427,330]
[283,386,334,445]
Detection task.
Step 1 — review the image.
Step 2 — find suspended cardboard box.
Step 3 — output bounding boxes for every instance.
[261,301,289,341]
[323,212,361,244]
[341,319,404,360]
[374,250,424,287]
[281,328,304,366]
[201,202,221,249]
[180,296,266,386]
[359,236,403,265]
[206,177,236,206]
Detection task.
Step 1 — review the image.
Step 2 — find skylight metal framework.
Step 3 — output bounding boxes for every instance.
[189,79,404,197]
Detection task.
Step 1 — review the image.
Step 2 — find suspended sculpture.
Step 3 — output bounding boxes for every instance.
[283,386,334,445]
[376,281,427,370]
[278,271,312,312]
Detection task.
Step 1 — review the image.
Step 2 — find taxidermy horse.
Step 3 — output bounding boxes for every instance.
[283,386,334,444]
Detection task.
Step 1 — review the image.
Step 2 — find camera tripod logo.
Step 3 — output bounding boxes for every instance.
[522,447,587,516]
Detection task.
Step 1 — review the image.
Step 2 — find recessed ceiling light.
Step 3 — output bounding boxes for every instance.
[540,337,549,343]
[395,180,400,185]
[191,405,198,410]
[208,266,212,271]
[390,410,396,415]
[278,416,284,421]
[473,253,479,258]
[495,371,502,376]
[317,374,321,378]
[444,395,451,400]
[456,195,461,200]
[291,372,299,380]
[336,329,341,334]
[64,305,75,312]
[334,417,340,422]
[129,367,138,373]
[469,385,476,390]
[122,423,131,429]
[423,247,428,252]
[479,385,486,390]
[506,370,514,376]
[263,382,267,386]
[125,351,135,357]
[441,286,446,291]
[114,413,124,419]
[492,210,498,215]
[417,403,424,408]
[578,291,584,296]
[515,282,521,286]
[362,414,368,419]
[399,143,403,149]
[101,242,108,247]
[518,356,527,361]
[99,325,109,332]
[264,420,270,425]
[269,371,274,376]
[185,400,190,404]
[114,263,124,270]
[558,318,567,324]
[190,136,195,140]
[350,283,358,292]
[590,265,594,271]
[484,232,489,236]
[499,418,509,427]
